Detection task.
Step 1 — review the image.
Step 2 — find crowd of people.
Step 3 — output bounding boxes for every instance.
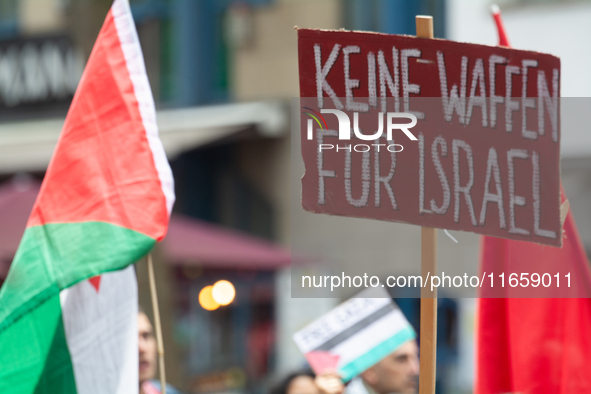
[137,308,419,394]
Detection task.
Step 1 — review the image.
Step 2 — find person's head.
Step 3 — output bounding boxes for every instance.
[271,370,319,394]
[138,307,157,386]
[360,340,419,394]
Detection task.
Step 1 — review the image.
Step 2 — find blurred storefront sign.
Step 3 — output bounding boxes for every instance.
[0,35,84,115]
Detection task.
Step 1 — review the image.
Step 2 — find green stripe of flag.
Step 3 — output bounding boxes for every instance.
[339,326,417,382]
[0,222,155,332]
[0,293,77,393]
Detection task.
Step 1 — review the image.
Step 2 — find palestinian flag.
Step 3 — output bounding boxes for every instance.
[293,288,416,382]
[0,0,174,392]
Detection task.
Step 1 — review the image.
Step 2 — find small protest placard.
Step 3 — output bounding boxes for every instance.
[292,288,415,382]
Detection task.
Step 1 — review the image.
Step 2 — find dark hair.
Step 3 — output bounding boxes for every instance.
[270,370,316,394]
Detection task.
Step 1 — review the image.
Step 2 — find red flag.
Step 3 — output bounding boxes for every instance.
[476,7,591,394]
[476,207,591,393]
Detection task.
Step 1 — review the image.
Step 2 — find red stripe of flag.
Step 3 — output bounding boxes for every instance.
[28,9,169,241]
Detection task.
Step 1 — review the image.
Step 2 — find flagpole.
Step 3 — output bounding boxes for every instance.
[416,16,438,394]
[147,253,167,394]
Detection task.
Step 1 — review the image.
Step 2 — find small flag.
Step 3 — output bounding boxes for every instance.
[0,0,174,392]
[293,288,415,382]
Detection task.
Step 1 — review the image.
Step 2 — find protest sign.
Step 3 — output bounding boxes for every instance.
[292,287,415,382]
[298,28,562,247]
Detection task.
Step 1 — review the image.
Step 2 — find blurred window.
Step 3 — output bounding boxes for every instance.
[0,0,18,39]
[158,18,174,102]
[0,1,17,19]
[171,143,275,240]
[129,0,173,103]
[344,0,446,38]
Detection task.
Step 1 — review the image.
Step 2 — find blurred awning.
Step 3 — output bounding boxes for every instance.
[0,101,287,173]
[0,178,291,279]
[0,178,39,263]
[163,214,291,269]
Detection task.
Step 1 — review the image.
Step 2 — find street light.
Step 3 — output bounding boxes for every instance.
[212,280,235,306]
[198,285,220,311]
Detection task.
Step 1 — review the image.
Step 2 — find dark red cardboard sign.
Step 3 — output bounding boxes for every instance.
[298,28,562,247]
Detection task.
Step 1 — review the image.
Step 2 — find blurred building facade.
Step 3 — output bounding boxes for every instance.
[0,1,590,394]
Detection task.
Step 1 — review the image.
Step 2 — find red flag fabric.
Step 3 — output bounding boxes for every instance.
[476,207,591,393]
[476,7,591,393]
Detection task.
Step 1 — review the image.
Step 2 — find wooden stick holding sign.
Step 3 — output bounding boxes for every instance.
[147,253,167,394]
[420,229,438,393]
[417,16,438,394]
